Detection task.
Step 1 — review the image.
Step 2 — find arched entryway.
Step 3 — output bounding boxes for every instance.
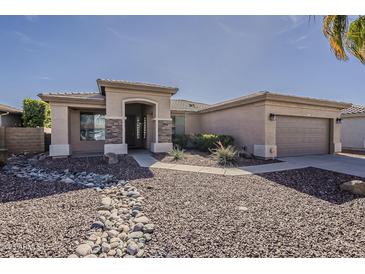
[122,98,158,151]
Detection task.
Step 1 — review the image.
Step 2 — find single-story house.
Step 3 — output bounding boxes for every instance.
[38,79,351,158]
[341,105,365,151]
[0,103,22,127]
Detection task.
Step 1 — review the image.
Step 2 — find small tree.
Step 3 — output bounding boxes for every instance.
[22,98,51,128]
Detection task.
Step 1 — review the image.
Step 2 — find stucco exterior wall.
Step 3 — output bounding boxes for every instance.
[49,102,105,156]
[342,116,365,149]
[170,111,202,135]
[185,113,201,134]
[264,100,342,155]
[105,87,171,119]
[69,109,105,154]
[50,103,70,145]
[199,103,266,154]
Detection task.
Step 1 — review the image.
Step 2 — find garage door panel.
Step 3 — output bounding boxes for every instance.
[276,116,329,157]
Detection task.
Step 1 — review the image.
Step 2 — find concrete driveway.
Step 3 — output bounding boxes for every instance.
[279,153,365,178]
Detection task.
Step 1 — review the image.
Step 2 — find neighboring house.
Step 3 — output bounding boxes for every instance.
[0,104,22,127]
[341,105,365,151]
[38,79,350,158]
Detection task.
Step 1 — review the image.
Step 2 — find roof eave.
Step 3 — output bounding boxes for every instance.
[265,93,352,109]
[96,79,178,95]
[341,112,365,118]
[38,93,106,106]
[199,92,352,113]
[199,93,267,113]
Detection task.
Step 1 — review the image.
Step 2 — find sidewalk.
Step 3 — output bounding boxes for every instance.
[130,151,307,176]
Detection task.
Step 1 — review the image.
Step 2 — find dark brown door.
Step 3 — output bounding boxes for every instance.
[126,115,137,147]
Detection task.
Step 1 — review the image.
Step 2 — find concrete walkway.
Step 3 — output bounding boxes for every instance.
[131,151,365,178]
[130,150,308,176]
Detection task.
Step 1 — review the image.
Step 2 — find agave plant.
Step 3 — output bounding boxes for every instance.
[323,15,365,64]
[210,141,238,166]
[169,145,185,161]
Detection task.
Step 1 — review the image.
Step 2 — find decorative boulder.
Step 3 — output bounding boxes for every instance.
[105,153,119,165]
[340,180,365,196]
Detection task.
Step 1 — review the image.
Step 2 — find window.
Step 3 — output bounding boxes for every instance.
[80,113,105,141]
[172,115,185,135]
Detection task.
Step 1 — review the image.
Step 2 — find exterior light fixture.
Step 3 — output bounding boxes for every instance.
[336,118,342,124]
[269,113,276,121]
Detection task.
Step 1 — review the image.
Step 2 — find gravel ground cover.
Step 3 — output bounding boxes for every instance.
[0,174,99,257]
[34,155,153,181]
[153,150,280,167]
[132,167,365,257]
[2,153,365,258]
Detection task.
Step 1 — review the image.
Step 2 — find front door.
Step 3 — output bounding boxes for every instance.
[126,115,137,147]
[126,115,146,148]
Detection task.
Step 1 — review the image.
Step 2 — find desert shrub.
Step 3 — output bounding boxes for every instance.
[192,133,234,152]
[172,134,190,149]
[22,98,51,128]
[169,146,185,161]
[210,141,238,166]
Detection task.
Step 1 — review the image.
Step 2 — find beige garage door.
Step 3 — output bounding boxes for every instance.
[276,116,330,157]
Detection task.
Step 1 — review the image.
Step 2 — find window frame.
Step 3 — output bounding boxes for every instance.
[80,112,106,142]
[172,114,185,135]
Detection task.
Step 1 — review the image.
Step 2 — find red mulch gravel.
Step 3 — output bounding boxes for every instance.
[0,174,99,257]
[132,167,365,257]
[153,150,280,167]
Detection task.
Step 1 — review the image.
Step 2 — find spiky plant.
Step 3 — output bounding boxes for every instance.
[169,146,185,161]
[210,141,238,166]
[323,15,365,64]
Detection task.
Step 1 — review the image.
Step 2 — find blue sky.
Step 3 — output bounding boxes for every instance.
[0,15,364,108]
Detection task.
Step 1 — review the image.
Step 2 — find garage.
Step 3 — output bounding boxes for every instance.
[276,116,330,157]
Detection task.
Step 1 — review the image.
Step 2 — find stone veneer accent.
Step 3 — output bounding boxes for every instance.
[158,120,172,143]
[105,119,123,144]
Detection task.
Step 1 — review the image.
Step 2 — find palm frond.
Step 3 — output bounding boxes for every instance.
[323,15,349,61]
[346,16,365,64]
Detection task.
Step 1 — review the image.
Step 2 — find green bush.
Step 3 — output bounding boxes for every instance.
[22,98,51,128]
[210,141,238,166]
[192,133,234,152]
[169,146,185,161]
[172,134,190,149]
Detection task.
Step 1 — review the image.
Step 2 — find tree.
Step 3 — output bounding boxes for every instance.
[323,15,365,64]
[22,98,51,128]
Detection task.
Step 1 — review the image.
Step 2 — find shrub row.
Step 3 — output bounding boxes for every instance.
[172,133,234,152]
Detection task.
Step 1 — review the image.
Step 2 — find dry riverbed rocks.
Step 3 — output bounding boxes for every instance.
[70,183,155,258]
[2,155,117,188]
[1,153,154,258]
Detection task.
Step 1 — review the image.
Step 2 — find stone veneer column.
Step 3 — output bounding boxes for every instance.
[105,119,123,144]
[158,120,172,143]
[104,118,127,154]
[150,120,173,153]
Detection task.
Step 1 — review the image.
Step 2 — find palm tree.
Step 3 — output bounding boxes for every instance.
[322,15,365,64]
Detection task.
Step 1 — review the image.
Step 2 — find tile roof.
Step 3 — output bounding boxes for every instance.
[38,92,105,100]
[0,103,22,114]
[342,105,365,115]
[97,79,178,93]
[170,99,209,112]
[199,91,351,113]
